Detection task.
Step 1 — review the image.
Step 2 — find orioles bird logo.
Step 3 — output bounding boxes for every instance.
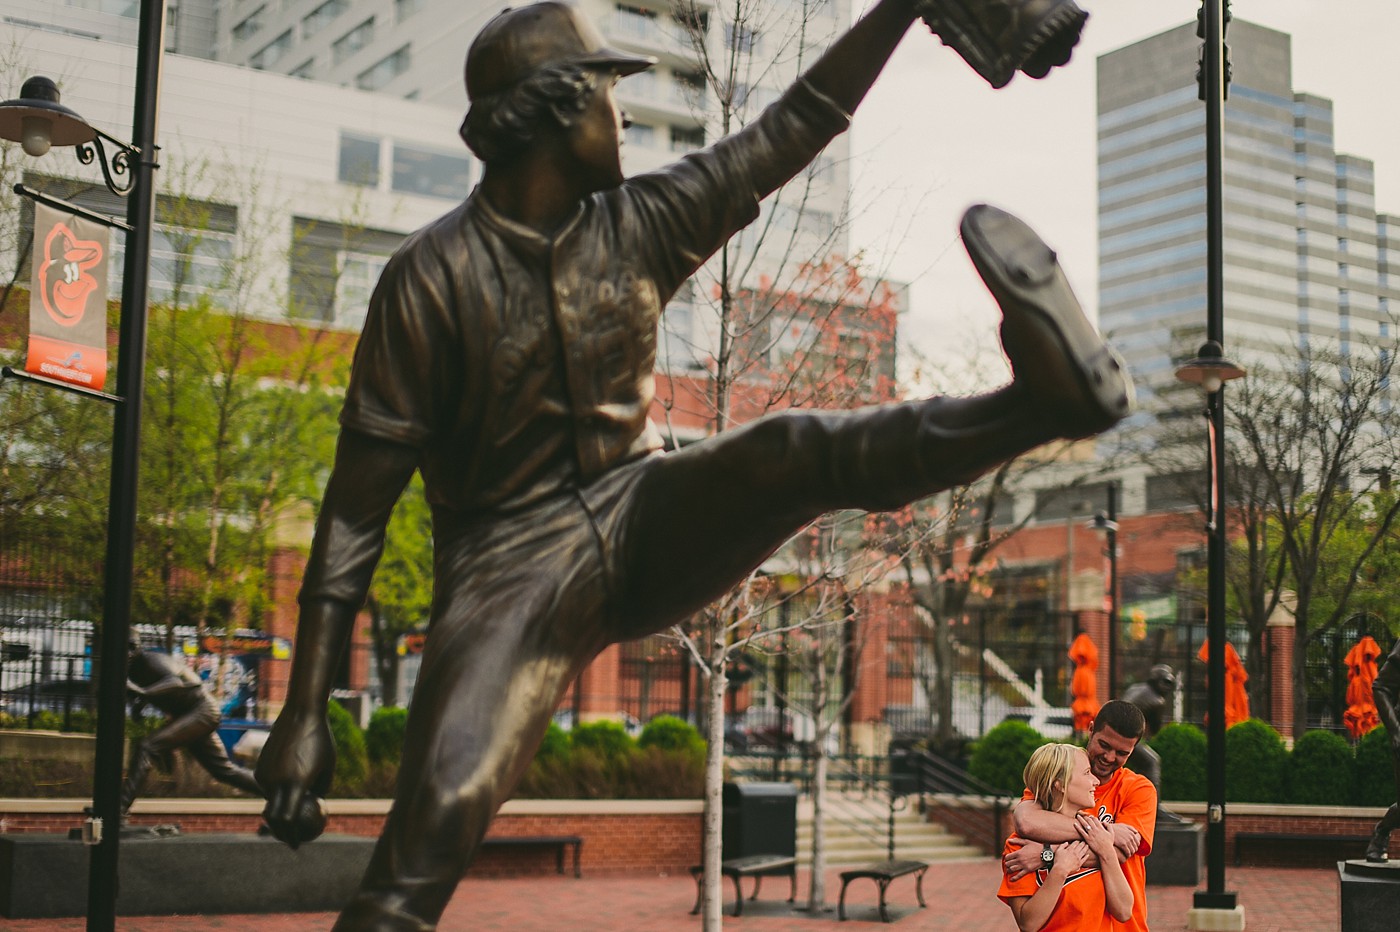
[38,222,103,328]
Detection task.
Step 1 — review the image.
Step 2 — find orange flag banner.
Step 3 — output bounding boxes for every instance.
[1197,640,1249,727]
[25,201,110,390]
[1069,632,1100,732]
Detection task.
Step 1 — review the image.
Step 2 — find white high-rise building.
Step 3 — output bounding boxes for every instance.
[1096,19,1400,423]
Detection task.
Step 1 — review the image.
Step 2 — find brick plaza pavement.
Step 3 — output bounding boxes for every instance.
[5,859,1337,931]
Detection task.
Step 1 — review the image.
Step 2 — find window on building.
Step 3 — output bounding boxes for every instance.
[109,195,240,309]
[249,29,293,70]
[659,282,703,372]
[290,217,406,324]
[164,4,179,51]
[725,23,759,52]
[669,125,704,153]
[302,0,348,39]
[232,5,265,42]
[673,70,705,107]
[358,46,411,91]
[289,58,316,79]
[1145,471,1199,512]
[395,0,424,22]
[338,133,381,187]
[614,4,659,41]
[334,251,390,329]
[674,6,709,34]
[1033,484,1111,523]
[624,122,655,148]
[391,142,472,199]
[332,18,375,65]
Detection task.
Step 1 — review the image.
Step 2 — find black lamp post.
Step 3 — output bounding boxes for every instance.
[0,3,165,929]
[1175,2,1246,923]
[1089,483,1119,697]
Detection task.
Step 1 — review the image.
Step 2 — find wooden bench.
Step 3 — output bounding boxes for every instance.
[837,859,929,923]
[689,854,797,917]
[1233,831,1370,866]
[480,834,583,877]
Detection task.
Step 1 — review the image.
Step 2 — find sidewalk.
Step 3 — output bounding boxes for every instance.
[4,859,1337,931]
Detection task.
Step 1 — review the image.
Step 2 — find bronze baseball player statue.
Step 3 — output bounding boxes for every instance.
[256,1,1127,927]
[122,637,262,816]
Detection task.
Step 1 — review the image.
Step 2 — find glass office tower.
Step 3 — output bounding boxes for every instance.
[1097,19,1398,421]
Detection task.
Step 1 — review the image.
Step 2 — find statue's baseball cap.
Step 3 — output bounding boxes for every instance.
[466,2,656,102]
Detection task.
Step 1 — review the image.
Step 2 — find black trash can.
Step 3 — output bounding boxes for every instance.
[888,737,920,797]
[722,782,797,859]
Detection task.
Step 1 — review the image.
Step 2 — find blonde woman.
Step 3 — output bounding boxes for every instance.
[997,744,1133,932]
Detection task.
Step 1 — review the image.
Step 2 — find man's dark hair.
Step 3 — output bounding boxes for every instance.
[1092,698,1146,740]
[461,63,599,164]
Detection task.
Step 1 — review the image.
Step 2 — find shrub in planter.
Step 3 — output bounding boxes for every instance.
[968,720,1051,795]
[365,706,409,765]
[570,719,635,759]
[1286,729,1355,805]
[1224,718,1287,803]
[327,699,368,794]
[638,715,705,756]
[536,721,571,761]
[624,746,704,797]
[1149,722,1207,802]
[1355,725,1397,807]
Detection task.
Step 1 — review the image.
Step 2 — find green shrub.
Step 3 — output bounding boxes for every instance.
[570,719,635,759]
[968,721,1051,795]
[638,715,705,756]
[1149,722,1207,802]
[365,706,409,765]
[327,699,368,794]
[1286,729,1355,805]
[1356,726,1397,807]
[623,745,704,797]
[536,721,571,760]
[1224,719,1287,803]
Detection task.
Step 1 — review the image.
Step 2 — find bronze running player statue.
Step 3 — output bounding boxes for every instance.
[255,1,1130,927]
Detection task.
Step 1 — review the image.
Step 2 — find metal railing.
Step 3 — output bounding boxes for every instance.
[895,746,1012,856]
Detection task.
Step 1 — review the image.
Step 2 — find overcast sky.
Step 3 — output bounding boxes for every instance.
[846,0,1400,384]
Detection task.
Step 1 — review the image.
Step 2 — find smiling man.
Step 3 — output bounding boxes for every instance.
[252,1,1124,928]
[1005,699,1157,932]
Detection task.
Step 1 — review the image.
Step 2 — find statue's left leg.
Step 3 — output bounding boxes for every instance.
[120,713,200,813]
[609,203,1130,636]
[333,496,609,931]
[187,728,262,797]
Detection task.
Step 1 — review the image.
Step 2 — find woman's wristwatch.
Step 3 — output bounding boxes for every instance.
[1040,845,1055,868]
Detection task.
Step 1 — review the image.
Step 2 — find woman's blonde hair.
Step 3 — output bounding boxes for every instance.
[1022,743,1084,812]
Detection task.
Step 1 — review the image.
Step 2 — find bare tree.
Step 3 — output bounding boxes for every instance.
[1217,338,1400,729]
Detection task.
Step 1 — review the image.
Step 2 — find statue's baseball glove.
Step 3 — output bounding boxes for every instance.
[917,0,1089,88]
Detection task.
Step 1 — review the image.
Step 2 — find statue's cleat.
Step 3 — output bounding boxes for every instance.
[916,0,1089,89]
[960,203,1134,440]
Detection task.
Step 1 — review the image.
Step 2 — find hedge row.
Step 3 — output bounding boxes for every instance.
[330,706,707,799]
[966,717,1396,807]
[1150,719,1396,807]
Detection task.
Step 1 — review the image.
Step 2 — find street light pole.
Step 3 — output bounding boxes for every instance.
[87,1,165,927]
[0,3,165,928]
[1091,484,1120,697]
[1178,3,1243,925]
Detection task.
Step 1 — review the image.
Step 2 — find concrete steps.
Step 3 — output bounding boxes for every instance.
[794,795,983,868]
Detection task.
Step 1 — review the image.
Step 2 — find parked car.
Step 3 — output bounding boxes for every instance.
[1,677,95,716]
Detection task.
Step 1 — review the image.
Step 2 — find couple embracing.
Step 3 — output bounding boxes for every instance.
[998,700,1157,931]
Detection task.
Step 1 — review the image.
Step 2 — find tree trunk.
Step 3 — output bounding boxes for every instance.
[701,655,728,931]
[1291,617,1311,733]
[807,738,828,911]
